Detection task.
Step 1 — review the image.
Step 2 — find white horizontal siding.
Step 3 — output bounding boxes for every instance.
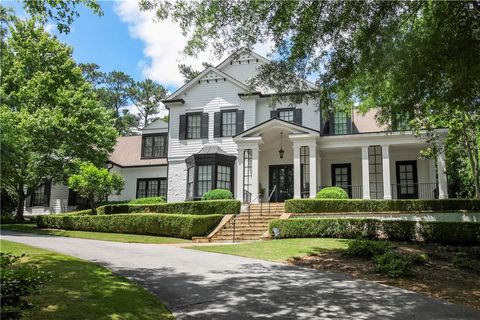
[24,183,72,215]
[255,99,321,130]
[109,165,168,201]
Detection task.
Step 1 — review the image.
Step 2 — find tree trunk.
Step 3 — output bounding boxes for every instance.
[89,197,96,215]
[15,185,25,221]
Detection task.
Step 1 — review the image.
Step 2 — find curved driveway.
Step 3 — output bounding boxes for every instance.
[2,231,479,320]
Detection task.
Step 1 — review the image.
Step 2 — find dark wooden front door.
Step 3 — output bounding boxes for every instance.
[269,165,294,202]
[395,160,418,199]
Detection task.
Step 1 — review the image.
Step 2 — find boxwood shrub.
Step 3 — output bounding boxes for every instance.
[285,199,480,213]
[316,187,349,199]
[269,218,380,239]
[201,189,233,200]
[381,220,417,241]
[269,218,480,245]
[418,221,480,245]
[129,197,166,205]
[37,213,223,239]
[97,199,241,216]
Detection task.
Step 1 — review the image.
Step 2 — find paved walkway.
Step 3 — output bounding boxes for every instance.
[2,231,479,320]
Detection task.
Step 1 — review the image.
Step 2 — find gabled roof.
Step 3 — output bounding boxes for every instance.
[164,67,248,102]
[143,118,168,131]
[234,117,319,140]
[215,47,270,70]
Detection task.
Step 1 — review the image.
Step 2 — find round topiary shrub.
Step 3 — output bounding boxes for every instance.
[316,187,349,199]
[201,189,233,200]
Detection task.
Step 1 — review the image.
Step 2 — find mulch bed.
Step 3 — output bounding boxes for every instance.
[288,242,480,310]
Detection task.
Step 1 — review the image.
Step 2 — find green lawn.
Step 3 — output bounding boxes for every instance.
[191,238,349,262]
[1,224,188,244]
[0,240,174,320]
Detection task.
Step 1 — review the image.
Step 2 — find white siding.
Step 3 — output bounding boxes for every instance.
[24,183,73,215]
[167,160,188,202]
[218,58,265,84]
[109,165,168,201]
[255,99,320,129]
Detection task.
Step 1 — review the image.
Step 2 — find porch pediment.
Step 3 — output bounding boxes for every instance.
[233,118,319,141]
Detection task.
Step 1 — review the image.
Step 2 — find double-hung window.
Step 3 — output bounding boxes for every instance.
[187,114,201,139]
[136,178,167,199]
[279,109,294,122]
[217,165,231,190]
[221,111,236,137]
[31,184,46,206]
[197,165,213,196]
[142,134,167,158]
[334,112,347,135]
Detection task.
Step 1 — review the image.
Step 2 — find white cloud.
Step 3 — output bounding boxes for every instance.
[114,0,274,91]
[114,0,219,89]
[44,23,55,34]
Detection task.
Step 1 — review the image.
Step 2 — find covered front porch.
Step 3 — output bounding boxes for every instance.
[234,118,448,203]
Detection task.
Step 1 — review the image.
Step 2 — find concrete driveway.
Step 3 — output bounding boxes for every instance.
[2,231,479,320]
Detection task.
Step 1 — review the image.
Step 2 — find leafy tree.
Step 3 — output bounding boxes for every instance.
[142,0,480,197]
[78,62,104,86]
[21,0,102,33]
[0,19,117,220]
[129,79,168,127]
[178,62,212,83]
[68,162,124,214]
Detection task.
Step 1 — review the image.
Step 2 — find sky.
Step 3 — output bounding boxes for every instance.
[4,0,272,94]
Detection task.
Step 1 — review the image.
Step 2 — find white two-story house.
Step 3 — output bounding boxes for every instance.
[162,49,448,204]
[24,49,448,215]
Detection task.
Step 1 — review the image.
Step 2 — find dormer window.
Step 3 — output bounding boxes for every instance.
[270,108,302,125]
[141,134,167,158]
[334,111,348,135]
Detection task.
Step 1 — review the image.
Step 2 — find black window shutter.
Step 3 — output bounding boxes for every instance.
[236,110,244,134]
[293,108,302,125]
[328,111,334,135]
[43,179,51,207]
[179,114,186,140]
[214,112,221,137]
[270,110,279,118]
[68,189,76,206]
[201,113,209,139]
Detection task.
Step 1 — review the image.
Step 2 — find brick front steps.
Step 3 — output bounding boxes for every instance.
[193,203,285,243]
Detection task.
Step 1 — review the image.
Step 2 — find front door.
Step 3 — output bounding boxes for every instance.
[269,165,294,202]
[331,163,352,197]
[395,160,418,199]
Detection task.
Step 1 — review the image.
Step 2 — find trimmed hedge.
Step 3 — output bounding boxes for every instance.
[316,187,349,199]
[269,218,480,245]
[129,197,166,204]
[285,199,480,213]
[419,221,480,245]
[201,189,233,200]
[97,199,241,216]
[65,209,93,216]
[37,213,223,239]
[269,218,380,239]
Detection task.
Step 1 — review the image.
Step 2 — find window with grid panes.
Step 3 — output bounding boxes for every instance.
[243,149,252,202]
[187,167,194,199]
[334,112,347,134]
[137,178,167,198]
[278,109,294,122]
[142,134,167,158]
[217,165,231,190]
[197,165,213,196]
[31,184,46,206]
[221,111,236,136]
[368,145,384,199]
[300,146,310,198]
[187,114,201,139]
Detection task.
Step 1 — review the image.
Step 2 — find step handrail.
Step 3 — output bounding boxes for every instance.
[267,185,277,214]
[234,189,260,242]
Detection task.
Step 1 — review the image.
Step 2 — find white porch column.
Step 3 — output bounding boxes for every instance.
[293,144,301,199]
[236,148,244,202]
[309,145,317,198]
[437,149,448,199]
[361,146,371,199]
[382,145,392,199]
[251,146,260,203]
